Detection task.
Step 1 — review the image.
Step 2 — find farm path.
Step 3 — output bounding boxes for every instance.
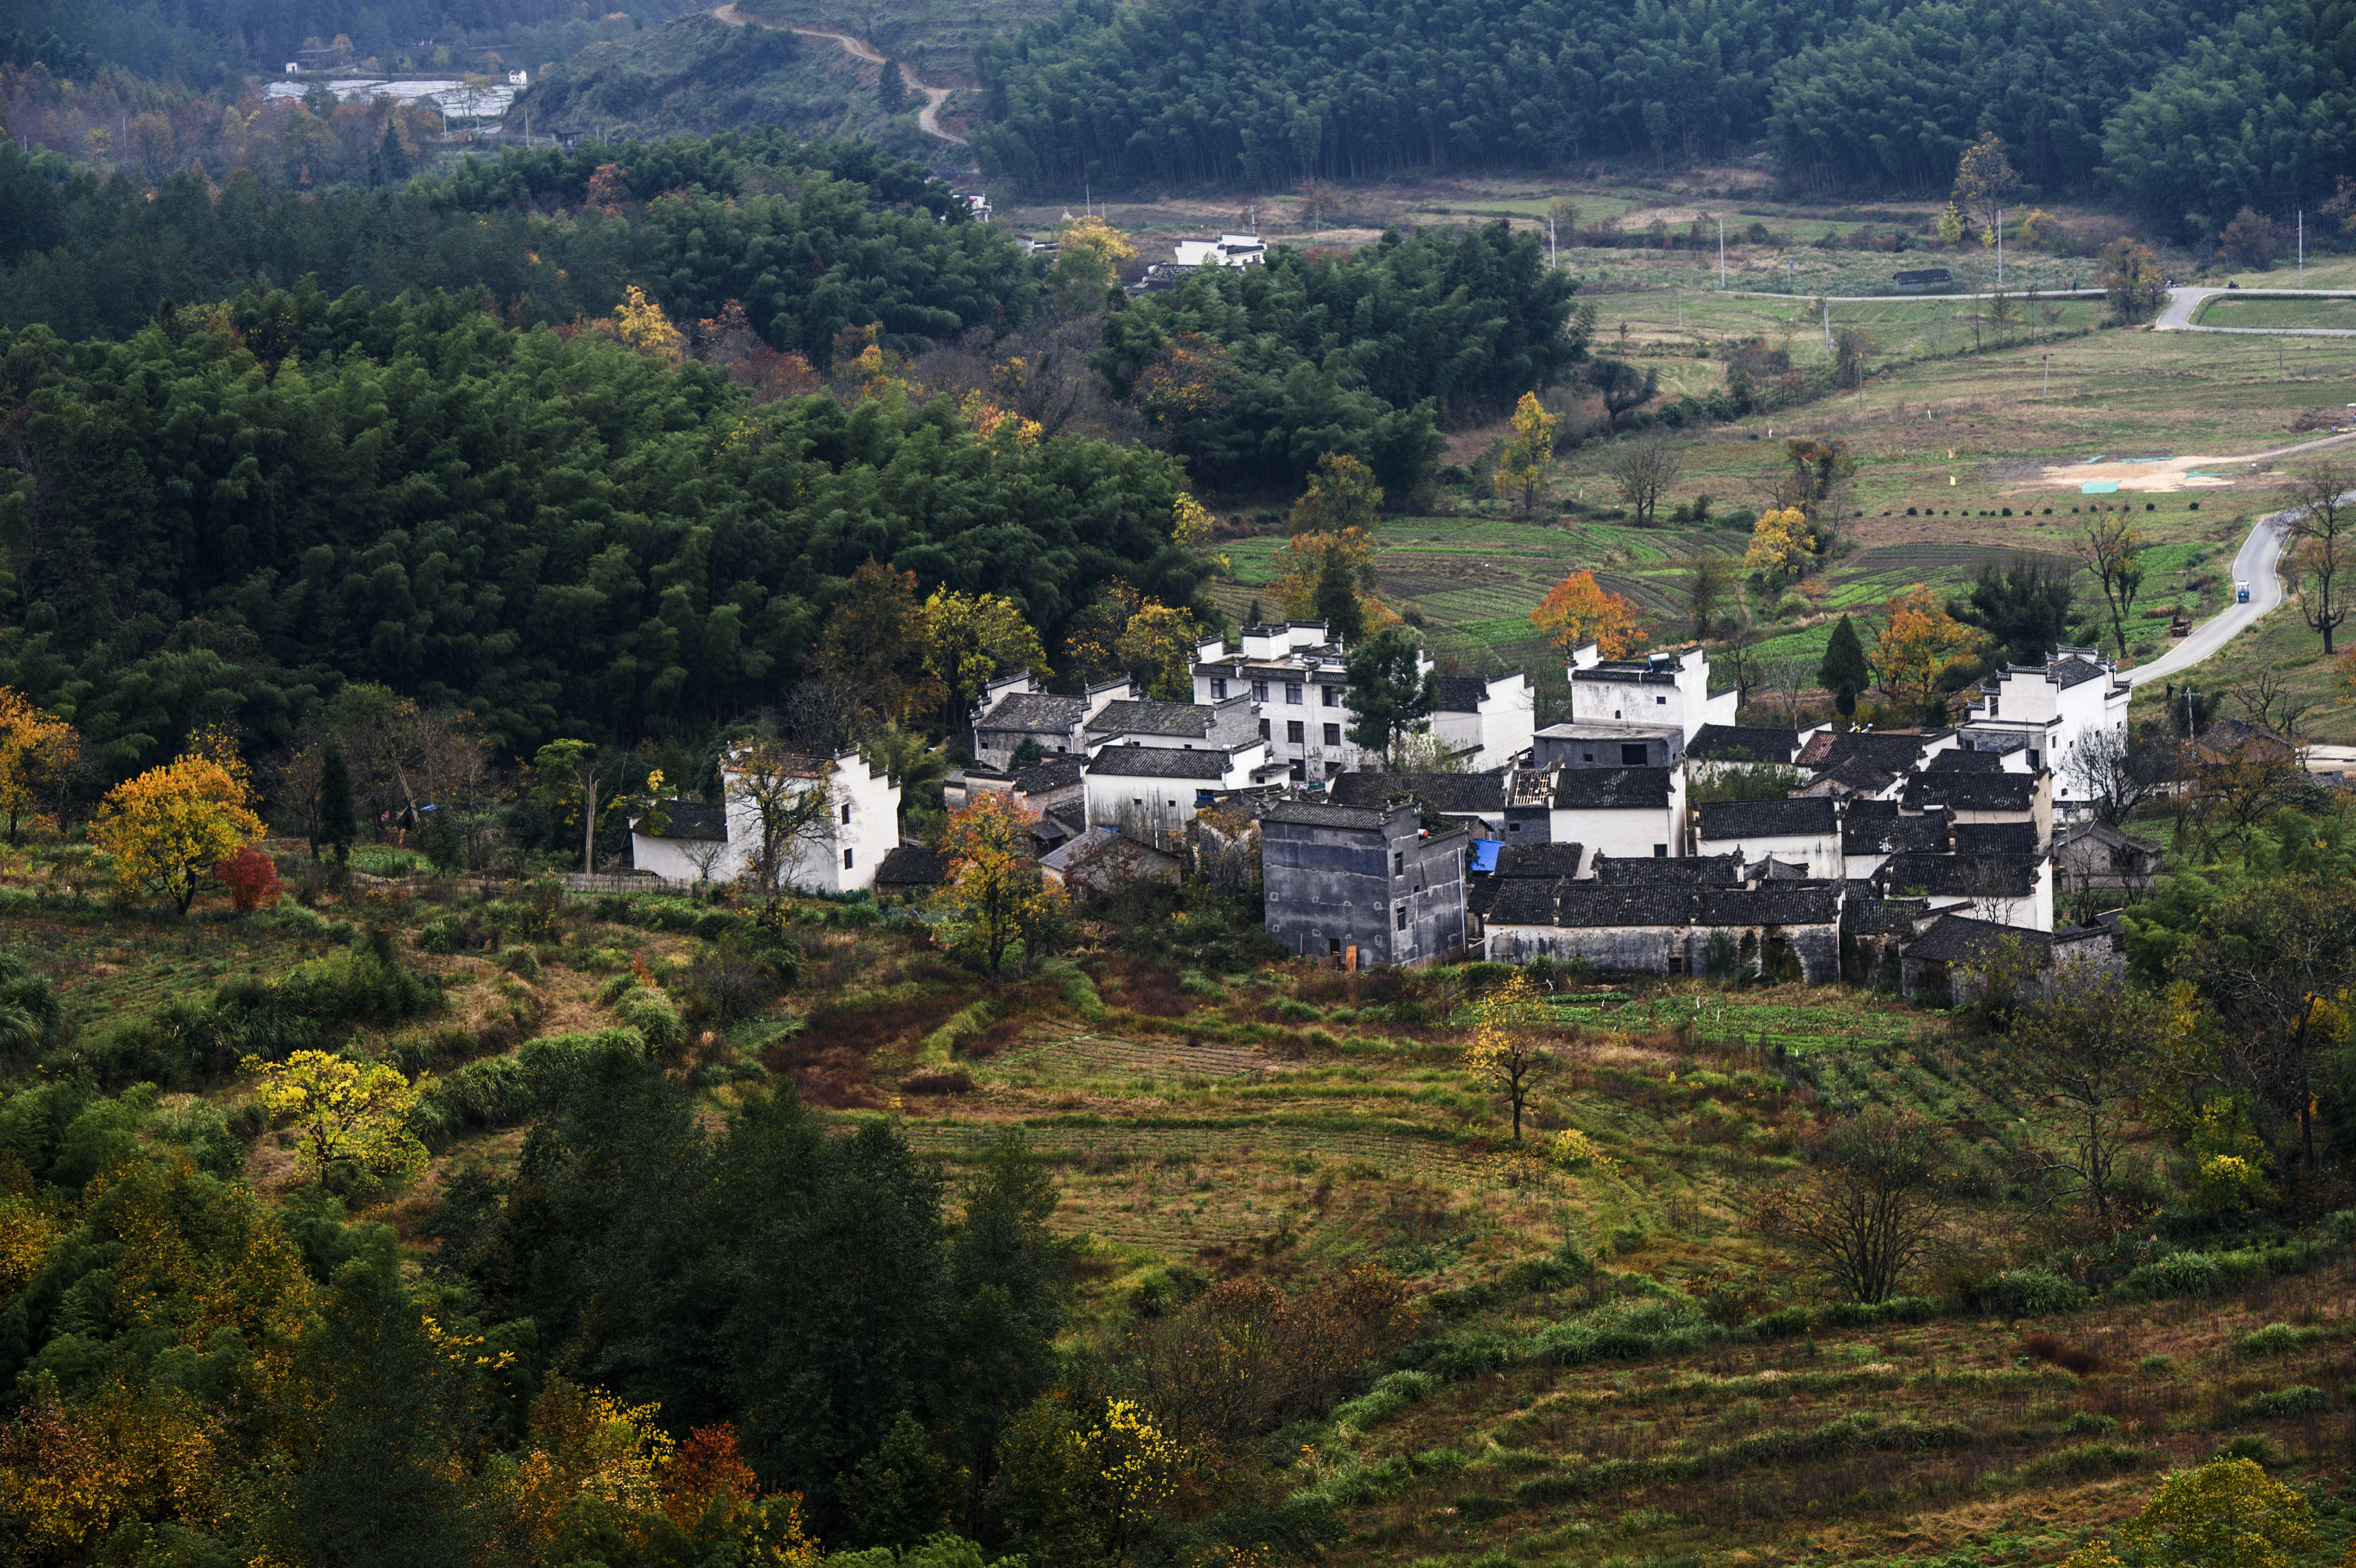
[711,4,966,145]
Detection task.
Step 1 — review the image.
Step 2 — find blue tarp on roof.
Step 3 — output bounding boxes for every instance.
[1469,839,1501,873]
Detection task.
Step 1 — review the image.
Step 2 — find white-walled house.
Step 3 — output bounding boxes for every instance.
[1547,766,1684,872]
[1082,740,1270,844]
[1429,672,1535,768]
[1959,648,2130,811]
[1692,796,1843,878]
[631,749,900,894]
[1568,645,1737,742]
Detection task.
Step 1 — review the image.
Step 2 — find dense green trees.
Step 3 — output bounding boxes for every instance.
[0,131,1038,350]
[1094,223,1583,491]
[972,0,2251,200]
[2102,0,2356,237]
[971,0,2344,229]
[0,282,1203,775]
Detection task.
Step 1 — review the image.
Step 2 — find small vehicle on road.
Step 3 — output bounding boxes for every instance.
[2237,580,2252,603]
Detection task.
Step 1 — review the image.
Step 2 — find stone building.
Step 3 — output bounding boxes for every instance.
[1259,801,1467,968]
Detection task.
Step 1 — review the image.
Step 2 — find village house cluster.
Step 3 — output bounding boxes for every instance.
[625,619,2159,1001]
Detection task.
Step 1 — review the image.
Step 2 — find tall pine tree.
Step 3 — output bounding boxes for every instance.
[1818,615,1871,721]
[317,739,357,863]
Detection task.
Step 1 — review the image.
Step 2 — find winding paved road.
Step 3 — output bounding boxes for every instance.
[711,4,965,145]
[2155,285,2356,337]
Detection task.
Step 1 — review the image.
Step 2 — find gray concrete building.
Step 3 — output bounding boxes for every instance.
[1260,800,1467,968]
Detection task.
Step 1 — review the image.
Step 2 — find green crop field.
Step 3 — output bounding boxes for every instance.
[1205,275,2356,735]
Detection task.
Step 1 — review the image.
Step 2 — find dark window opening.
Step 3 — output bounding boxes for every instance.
[1621,743,1648,765]
[1653,844,1668,858]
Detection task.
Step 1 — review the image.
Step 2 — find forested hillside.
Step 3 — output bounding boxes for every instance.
[3,0,691,85]
[1094,222,1584,490]
[0,131,1035,348]
[972,0,2355,232]
[0,283,1202,774]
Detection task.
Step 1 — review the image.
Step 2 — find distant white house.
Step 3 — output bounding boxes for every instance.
[631,748,899,895]
[1172,233,1266,268]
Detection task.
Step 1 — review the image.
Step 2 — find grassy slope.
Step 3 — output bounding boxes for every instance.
[16,843,2356,1564]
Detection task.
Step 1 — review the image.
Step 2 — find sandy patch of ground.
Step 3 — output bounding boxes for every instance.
[2014,453,2240,494]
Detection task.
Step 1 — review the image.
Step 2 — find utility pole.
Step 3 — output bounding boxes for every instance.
[2299,208,2305,284]
[2042,352,2049,398]
[1548,214,1556,269]
[1718,217,1725,288]
[1995,205,2003,287]
[1821,297,1832,359]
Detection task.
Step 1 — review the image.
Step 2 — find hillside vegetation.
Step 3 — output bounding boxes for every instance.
[972,0,2349,232]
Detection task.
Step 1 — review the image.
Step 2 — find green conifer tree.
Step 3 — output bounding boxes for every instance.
[317,739,357,863]
[1818,615,1871,721]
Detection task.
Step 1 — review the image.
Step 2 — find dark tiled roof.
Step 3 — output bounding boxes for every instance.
[636,799,728,842]
[1927,749,2007,773]
[1550,767,1674,810]
[1696,796,1837,842]
[1953,821,2041,856]
[1432,674,1490,713]
[1013,757,1085,793]
[2053,819,2161,855]
[1842,894,1932,935]
[1086,699,1212,738]
[1263,800,1392,830]
[875,845,947,885]
[1797,730,1941,774]
[1593,852,1742,885]
[1494,842,1586,879]
[1086,746,1231,780]
[1902,771,2041,812]
[1687,725,1798,764]
[1841,802,1950,855]
[1330,770,1509,814]
[978,692,1084,732]
[1487,879,1840,929]
[1875,852,2040,898]
[1047,799,1088,835]
[2049,657,2111,690]
[1810,755,1897,794]
[1902,912,2054,963]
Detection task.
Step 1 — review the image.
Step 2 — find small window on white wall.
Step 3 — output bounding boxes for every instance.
[840,802,852,825]
[843,848,855,869]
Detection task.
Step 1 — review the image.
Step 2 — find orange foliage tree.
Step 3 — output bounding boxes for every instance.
[1270,528,1393,634]
[90,748,265,913]
[1531,571,1648,659]
[1876,584,1983,721]
[0,688,77,844]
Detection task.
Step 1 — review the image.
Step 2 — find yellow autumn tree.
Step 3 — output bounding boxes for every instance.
[936,792,1068,980]
[606,284,684,364]
[1530,570,1648,659]
[91,750,264,914]
[1114,601,1205,700]
[0,688,77,843]
[1289,452,1385,536]
[244,1050,427,1194]
[1172,493,1217,549]
[1876,584,1982,723]
[2060,1457,2313,1568]
[921,588,1051,735]
[1492,392,1559,514]
[1270,528,1395,637]
[1743,505,1814,586]
[1464,969,1551,1141]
